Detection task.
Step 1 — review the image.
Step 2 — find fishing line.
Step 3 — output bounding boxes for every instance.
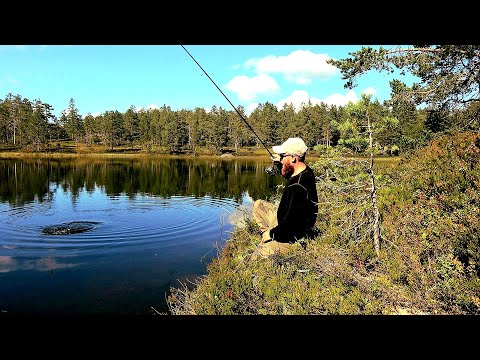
[180,45,274,158]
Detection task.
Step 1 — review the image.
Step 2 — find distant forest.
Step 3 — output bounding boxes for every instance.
[1,90,478,155]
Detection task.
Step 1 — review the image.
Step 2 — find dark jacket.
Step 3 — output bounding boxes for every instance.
[269,166,318,243]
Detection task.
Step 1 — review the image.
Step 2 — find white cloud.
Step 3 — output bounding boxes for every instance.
[132,104,159,112]
[276,90,312,110]
[226,74,279,101]
[8,77,20,86]
[245,50,337,85]
[0,76,20,87]
[0,256,17,273]
[321,90,358,107]
[362,87,377,97]
[246,102,258,114]
[276,89,358,111]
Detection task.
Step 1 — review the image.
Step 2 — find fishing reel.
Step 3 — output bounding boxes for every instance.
[265,165,277,176]
[265,161,282,176]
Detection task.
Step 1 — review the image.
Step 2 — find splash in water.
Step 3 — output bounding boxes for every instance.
[42,221,101,235]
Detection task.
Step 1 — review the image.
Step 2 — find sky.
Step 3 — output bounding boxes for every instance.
[0,45,416,119]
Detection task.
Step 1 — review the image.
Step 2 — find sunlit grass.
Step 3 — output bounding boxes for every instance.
[167,131,480,315]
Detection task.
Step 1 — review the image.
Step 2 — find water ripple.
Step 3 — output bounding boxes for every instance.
[0,194,238,257]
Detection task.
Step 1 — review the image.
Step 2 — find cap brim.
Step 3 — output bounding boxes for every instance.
[272,145,285,154]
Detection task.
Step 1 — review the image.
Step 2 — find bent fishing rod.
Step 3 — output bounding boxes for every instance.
[180,45,274,159]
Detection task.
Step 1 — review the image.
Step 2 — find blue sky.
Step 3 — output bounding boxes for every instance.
[0,45,415,118]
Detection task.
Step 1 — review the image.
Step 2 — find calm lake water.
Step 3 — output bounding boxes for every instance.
[0,156,283,316]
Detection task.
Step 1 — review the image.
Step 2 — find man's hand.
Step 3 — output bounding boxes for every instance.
[261,230,272,243]
[271,154,281,163]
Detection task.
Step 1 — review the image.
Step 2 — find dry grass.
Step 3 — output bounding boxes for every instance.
[167,132,480,315]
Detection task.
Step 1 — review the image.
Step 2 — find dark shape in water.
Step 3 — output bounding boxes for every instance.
[42,221,100,235]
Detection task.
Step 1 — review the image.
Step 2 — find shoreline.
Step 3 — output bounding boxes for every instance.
[0,151,399,162]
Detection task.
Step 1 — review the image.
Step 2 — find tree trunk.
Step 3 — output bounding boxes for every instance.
[367,113,381,256]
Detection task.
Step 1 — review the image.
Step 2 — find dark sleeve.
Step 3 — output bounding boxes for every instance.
[269,184,310,243]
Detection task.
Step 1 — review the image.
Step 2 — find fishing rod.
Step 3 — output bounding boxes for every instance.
[181,45,274,159]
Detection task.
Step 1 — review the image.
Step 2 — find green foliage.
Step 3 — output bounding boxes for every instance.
[168,237,389,315]
[312,144,344,157]
[2,83,476,157]
[425,108,452,133]
[328,45,480,113]
[168,131,480,315]
[377,131,480,313]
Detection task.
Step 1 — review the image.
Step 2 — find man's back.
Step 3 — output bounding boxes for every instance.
[271,165,318,243]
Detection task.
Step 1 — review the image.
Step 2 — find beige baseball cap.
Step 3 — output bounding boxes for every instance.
[272,137,308,156]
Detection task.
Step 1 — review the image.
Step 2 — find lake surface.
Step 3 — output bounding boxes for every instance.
[0,156,283,316]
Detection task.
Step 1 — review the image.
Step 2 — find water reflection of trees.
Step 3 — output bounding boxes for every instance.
[0,158,282,206]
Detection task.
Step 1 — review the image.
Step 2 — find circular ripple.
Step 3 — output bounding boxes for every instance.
[1,193,240,257]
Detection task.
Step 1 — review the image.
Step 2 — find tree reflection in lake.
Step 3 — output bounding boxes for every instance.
[0,156,282,315]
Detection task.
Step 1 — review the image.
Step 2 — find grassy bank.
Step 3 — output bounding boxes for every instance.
[166,131,480,315]
[0,141,272,158]
[0,142,400,165]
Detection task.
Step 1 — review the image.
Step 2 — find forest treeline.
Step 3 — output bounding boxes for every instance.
[2,46,479,157]
[1,90,478,156]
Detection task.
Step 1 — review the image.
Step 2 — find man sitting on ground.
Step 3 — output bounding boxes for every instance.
[252,137,318,259]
